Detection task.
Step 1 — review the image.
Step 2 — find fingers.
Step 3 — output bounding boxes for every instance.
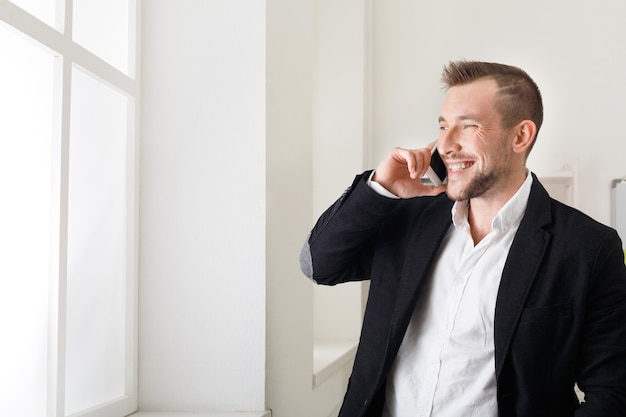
[390,147,430,179]
[394,148,418,179]
[372,145,442,198]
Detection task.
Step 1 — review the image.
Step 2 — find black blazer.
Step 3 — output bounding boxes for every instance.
[302,172,626,417]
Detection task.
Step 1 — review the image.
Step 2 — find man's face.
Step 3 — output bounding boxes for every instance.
[437,78,516,202]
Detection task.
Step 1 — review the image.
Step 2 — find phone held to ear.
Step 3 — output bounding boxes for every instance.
[420,145,447,187]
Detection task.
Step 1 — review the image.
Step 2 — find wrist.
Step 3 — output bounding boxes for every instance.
[367,171,400,199]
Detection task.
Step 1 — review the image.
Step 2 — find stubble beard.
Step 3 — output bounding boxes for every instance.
[445,149,511,202]
[447,169,501,202]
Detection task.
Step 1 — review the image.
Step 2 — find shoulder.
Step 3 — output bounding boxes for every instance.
[526,178,623,264]
[528,176,616,237]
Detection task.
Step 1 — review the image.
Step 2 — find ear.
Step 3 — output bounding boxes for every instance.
[512,120,536,155]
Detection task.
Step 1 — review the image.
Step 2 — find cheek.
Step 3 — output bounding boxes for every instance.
[472,129,489,145]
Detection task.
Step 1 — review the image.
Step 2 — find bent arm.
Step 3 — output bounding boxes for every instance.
[300,171,400,286]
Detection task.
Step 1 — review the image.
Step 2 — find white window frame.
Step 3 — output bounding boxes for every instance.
[0,1,140,416]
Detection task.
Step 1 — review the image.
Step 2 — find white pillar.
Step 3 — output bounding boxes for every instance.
[140,0,269,413]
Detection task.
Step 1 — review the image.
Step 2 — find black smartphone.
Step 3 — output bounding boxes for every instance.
[420,146,447,186]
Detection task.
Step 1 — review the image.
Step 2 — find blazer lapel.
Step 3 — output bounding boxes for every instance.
[390,196,454,343]
[494,175,552,378]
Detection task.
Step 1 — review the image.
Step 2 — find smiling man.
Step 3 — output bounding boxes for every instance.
[300,61,626,417]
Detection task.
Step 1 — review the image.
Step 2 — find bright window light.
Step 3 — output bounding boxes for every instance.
[0,22,55,417]
[65,66,128,415]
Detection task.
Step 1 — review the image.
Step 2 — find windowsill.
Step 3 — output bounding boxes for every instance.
[130,412,270,417]
[313,339,358,387]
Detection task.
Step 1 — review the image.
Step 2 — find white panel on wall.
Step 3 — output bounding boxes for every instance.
[538,168,576,208]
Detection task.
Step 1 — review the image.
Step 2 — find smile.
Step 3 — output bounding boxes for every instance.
[448,162,474,172]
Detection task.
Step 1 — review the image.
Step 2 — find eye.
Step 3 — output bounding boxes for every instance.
[439,125,449,131]
[463,124,477,129]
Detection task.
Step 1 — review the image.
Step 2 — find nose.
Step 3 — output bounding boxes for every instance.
[437,126,461,156]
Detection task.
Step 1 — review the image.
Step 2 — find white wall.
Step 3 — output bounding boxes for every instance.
[265,0,316,415]
[372,0,626,226]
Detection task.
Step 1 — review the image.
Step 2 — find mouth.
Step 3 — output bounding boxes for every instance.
[447,161,475,173]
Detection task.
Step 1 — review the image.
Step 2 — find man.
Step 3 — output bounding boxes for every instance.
[300,61,626,417]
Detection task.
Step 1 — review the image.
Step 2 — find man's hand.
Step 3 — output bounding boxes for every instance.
[372,144,447,198]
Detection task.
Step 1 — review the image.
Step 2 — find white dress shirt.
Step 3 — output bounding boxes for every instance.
[370,173,533,417]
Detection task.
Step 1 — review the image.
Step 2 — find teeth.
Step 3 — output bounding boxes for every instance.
[449,162,473,172]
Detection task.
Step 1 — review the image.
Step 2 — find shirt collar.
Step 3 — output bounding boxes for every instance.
[451,171,533,234]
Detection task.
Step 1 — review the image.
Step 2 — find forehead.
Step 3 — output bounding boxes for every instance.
[440,78,500,121]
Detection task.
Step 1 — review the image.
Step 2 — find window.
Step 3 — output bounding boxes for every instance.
[0,1,139,416]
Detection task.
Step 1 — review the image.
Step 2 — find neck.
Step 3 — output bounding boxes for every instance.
[467,199,499,245]
[467,169,529,245]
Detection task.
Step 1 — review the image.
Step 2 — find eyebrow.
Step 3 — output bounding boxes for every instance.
[439,114,479,123]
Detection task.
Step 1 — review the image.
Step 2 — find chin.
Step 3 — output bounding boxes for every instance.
[444,185,467,202]
[445,190,469,202]
[446,171,497,201]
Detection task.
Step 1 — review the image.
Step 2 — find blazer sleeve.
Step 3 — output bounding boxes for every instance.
[576,229,626,416]
[299,171,400,286]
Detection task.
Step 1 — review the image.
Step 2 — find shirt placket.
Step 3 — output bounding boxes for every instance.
[427,233,495,416]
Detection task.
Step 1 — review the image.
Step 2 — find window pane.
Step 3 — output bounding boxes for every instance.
[72,0,131,75]
[9,0,57,28]
[0,23,54,417]
[65,67,128,415]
